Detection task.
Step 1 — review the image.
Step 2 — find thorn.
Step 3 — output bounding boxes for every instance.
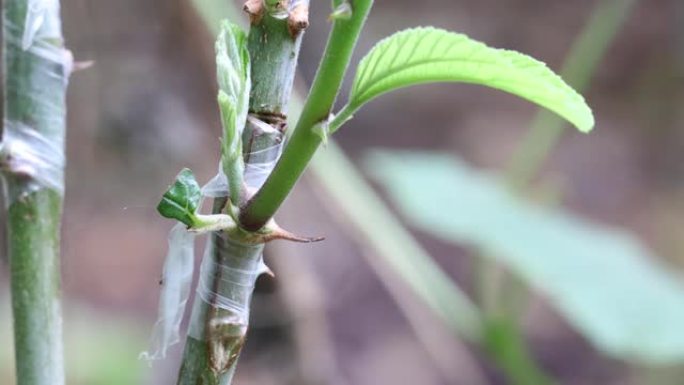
[73,60,95,72]
[264,226,325,243]
[259,261,276,278]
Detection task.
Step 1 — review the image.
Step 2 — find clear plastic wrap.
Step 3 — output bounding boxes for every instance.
[1,121,65,197]
[141,115,284,362]
[188,235,266,342]
[139,224,195,361]
[1,0,72,201]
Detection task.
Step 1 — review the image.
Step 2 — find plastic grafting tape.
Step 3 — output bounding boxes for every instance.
[139,223,196,362]
[195,238,264,311]
[1,1,72,201]
[187,235,267,341]
[0,121,66,199]
[202,142,284,198]
[202,165,230,199]
[4,0,71,69]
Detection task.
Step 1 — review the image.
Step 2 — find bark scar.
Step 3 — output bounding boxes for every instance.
[207,315,248,374]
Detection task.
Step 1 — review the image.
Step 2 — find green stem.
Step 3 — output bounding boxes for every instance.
[240,0,374,231]
[2,1,69,385]
[247,8,303,117]
[177,2,308,384]
[482,318,554,385]
[177,225,264,385]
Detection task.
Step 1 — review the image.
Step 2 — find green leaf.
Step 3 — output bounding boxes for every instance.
[157,168,202,228]
[348,27,594,132]
[217,90,245,204]
[367,150,684,364]
[215,21,250,203]
[216,21,250,106]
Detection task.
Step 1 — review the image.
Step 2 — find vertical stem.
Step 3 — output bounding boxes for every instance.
[2,1,70,384]
[483,318,553,385]
[240,0,375,231]
[177,2,308,384]
[177,228,264,385]
[247,7,303,118]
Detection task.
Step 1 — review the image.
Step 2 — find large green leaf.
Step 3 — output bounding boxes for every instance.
[348,28,594,132]
[367,150,684,364]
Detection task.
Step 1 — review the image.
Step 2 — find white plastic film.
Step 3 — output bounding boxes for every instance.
[204,116,283,197]
[1,121,65,196]
[139,223,196,361]
[1,0,72,201]
[242,115,284,190]
[142,115,283,361]
[188,235,266,341]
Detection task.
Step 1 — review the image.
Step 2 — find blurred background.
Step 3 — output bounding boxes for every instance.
[2,0,684,384]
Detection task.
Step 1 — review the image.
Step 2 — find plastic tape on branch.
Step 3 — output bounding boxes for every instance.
[242,115,284,190]
[142,114,280,359]
[141,167,224,362]
[6,0,70,64]
[188,234,268,341]
[243,143,283,191]
[139,223,196,362]
[203,115,284,198]
[1,0,72,200]
[0,121,66,199]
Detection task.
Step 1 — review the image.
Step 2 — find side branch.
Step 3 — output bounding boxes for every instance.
[240,0,374,231]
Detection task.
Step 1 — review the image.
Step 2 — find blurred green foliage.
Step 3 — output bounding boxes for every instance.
[367,150,684,364]
[1,301,147,385]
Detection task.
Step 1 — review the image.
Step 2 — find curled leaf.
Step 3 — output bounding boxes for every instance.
[157,168,202,228]
[216,21,251,204]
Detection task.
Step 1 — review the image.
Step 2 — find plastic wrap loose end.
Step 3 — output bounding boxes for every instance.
[0,121,66,202]
[139,224,196,362]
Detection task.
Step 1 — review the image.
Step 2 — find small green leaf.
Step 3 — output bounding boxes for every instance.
[218,90,245,204]
[157,168,202,228]
[216,21,250,204]
[216,21,250,104]
[368,150,684,364]
[348,27,594,132]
